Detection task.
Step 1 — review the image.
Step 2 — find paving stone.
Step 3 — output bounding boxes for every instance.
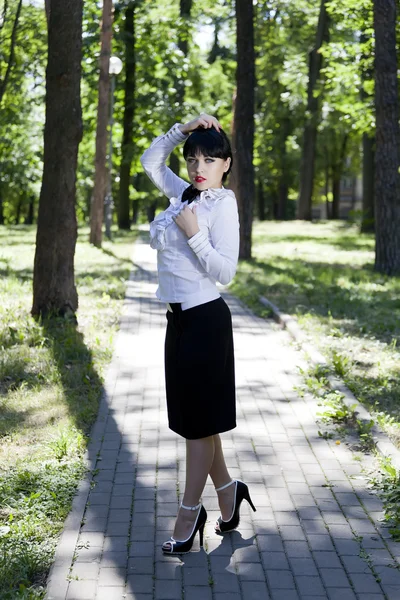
[284,541,311,558]
[100,551,128,568]
[261,551,290,570]
[182,566,211,586]
[154,579,182,599]
[306,533,334,551]
[270,591,299,600]
[294,575,326,596]
[266,569,295,589]
[96,587,126,600]
[289,557,318,576]
[98,567,126,587]
[312,551,342,569]
[67,580,97,599]
[236,562,266,581]
[327,590,358,600]
[319,567,352,588]
[349,572,383,594]
[184,586,213,600]
[211,571,241,593]
[241,581,271,599]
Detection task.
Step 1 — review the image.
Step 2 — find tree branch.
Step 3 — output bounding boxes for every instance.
[0,0,23,104]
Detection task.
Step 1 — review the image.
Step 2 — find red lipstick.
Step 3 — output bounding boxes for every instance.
[195,177,206,182]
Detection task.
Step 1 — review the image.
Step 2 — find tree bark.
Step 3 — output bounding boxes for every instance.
[25,195,35,225]
[360,28,375,234]
[90,0,113,247]
[331,133,348,219]
[233,0,255,259]
[277,116,291,220]
[297,0,329,220]
[118,1,135,229]
[360,133,375,232]
[257,177,265,221]
[32,0,83,318]
[373,0,400,274]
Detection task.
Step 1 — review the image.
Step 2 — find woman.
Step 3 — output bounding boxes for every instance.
[140,113,256,555]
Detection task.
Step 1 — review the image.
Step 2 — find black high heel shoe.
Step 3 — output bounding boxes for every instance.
[215,480,256,533]
[162,502,207,555]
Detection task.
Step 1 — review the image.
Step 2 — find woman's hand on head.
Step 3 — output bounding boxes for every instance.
[179,114,221,135]
[174,205,200,239]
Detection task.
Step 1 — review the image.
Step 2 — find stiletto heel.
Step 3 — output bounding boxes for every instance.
[215,480,256,534]
[162,503,207,555]
[199,522,205,547]
[244,486,256,512]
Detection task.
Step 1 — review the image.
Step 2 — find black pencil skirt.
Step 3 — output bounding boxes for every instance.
[164,297,236,440]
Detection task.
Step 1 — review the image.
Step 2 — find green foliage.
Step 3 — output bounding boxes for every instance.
[368,457,400,541]
[0,1,47,220]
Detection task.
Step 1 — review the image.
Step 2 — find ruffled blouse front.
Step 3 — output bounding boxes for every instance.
[149,187,230,251]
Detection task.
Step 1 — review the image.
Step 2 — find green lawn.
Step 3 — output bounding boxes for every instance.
[0,225,137,599]
[231,220,400,446]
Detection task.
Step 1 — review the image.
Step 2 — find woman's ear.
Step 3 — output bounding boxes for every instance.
[224,157,231,172]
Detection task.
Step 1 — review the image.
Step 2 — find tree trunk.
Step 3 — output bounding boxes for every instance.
[118,1,135,230]
[277,117,290,220]
[25,195,35,225]
[0,0,23,104]
[0,191,4,224]
[233,0,255,259]
[361,133,375,232]
[331,133,348,220]
[147,201,156,223]
[331,175,340,219]
[132,201,139,224]
[325,162,331,219]
[257,177,265,221]
[90,0,113,247]
[360,27,375,234]
[297,0,329,220]
[32,0,83,318]
[373,0,400,275]
[169,0,193,178]
[15,196,23,224]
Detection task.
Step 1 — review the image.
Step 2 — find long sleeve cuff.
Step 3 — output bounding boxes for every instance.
[187,230,211,257]
[165,123,189,145]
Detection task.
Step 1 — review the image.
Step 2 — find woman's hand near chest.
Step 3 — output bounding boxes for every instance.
[174,205,200,239]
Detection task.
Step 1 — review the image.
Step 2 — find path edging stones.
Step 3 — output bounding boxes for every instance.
[259,294,400,472]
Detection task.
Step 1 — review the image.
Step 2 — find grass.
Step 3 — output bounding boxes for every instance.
[0,224,137,599]
[231,220,400,447]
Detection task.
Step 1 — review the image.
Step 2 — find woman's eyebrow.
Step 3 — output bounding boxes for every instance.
[187,155,211,158]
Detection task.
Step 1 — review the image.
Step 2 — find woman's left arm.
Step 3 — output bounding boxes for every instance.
[187,196,240,285]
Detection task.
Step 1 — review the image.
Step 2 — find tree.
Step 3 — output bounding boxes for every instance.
[297,0,330,220]
[233,0,255,259]
[90,0,113,247]
[373,0,400,275]
[0,0,23,104]
[118,1,135,230]
[32,0,83,317]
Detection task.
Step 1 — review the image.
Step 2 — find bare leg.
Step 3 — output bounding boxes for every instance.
[172,436,215,540]
[209,434,235,521]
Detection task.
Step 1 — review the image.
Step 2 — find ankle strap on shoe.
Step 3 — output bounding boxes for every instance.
[215,480,235,492]
[180,501,201,511]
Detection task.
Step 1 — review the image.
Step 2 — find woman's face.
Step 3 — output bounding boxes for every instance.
[186,153,231,191]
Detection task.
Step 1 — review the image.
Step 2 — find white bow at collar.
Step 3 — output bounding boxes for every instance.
[149,187,235,251]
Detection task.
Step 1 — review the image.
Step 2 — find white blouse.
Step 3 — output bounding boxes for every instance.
[140,123,240,310]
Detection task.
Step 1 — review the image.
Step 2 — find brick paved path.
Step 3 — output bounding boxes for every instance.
[47,235,400,600]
